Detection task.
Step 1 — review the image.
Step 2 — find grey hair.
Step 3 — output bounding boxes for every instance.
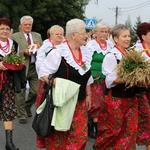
[93,21,109,33]
[112,24,129,39]
[47,25,64,38]
[50,25,64,34]
[20,16,34,25]
[65,18,85,40]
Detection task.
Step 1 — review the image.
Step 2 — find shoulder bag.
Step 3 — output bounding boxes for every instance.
[32,74,55,137]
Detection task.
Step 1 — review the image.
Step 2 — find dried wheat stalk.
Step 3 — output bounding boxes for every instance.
[117,48,150,88]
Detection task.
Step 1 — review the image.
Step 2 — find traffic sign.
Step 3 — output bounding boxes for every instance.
[86,18,96,29]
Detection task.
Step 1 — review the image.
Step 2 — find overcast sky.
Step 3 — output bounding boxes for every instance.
[85,0,150,26]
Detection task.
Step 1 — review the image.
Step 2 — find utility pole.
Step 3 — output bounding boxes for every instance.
[109,6,119,25]
[115,6,118,25]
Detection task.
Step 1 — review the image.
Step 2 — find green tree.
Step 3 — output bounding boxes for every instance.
[0,0,90,39]
[132,16,142,44]
[125,16,135,45]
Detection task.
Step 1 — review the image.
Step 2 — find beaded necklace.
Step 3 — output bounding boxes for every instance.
[96,40,107,50]
[0,39,10,53]
[67,43,83,66]
[114,45,125,55]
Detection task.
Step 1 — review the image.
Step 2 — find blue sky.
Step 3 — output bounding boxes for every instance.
[85,0,150,26]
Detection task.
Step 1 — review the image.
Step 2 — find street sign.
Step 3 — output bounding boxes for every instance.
[86,18,96,29]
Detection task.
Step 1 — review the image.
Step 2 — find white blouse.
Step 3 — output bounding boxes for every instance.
[102,47,123,89]
[86,39,114,55]
[38,42,94,85]
[134,42,150,60]
[36,39,54,74]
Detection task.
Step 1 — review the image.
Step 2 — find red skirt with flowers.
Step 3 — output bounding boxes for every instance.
[36,80,88,150]
[89,79,105,118]
[94,90,138,150]
[136,92,150,146]
[0,71,18,121]
[36,80,47,148]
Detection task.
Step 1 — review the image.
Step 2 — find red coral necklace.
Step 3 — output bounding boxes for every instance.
[0,39,10,53]
[96,40,107,50]
[114,45,125,55]
[67,43,83,66]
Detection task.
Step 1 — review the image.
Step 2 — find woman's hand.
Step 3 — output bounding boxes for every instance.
[0,62,8,71]
[86,95,91,111]
[86,85,91,111]
[42,75,56,87]
[113,77,125,84]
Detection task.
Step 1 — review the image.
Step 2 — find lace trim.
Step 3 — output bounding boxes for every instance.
[57,43,92,75]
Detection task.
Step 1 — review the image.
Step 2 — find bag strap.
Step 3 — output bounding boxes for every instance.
[46,75,54,104]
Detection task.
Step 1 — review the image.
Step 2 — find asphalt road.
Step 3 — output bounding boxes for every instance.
[0,103,147,150]
[0,86,147,150]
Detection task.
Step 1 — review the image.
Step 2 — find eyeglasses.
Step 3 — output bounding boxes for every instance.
[96,31,108,34]
[51,33,63,36]
[74,32,87,36]
[0,28,11,31]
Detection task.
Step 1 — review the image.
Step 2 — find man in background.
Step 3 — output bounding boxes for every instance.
[11,15,43,124]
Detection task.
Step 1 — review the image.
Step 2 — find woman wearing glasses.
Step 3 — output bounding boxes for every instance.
[37,18,93,150]
[0,18,20,150]
[86,21,114,139]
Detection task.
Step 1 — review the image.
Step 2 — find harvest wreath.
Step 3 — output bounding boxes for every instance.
[117,47,150,88]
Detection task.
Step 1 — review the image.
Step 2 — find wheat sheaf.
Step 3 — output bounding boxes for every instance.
[117,47,150,88]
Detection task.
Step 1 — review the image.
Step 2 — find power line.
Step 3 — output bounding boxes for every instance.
[120,2,150,12]
[109,6,121,25]
[109,1,150,25]
[121,0,150,9]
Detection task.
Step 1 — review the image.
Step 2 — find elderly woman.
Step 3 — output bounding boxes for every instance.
[94,24,138,149]
[36,25,64,75]
[134,22,150,150]
[86,21,114,138]
[35,25,64,148]
[0,18,20,150]
[37,18,93,149]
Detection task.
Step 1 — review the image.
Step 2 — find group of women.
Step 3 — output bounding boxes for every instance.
[1,15,150,150]
[36,19,150,150]
[90,22,150,150]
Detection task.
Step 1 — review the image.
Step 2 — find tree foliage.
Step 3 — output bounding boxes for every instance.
[125,16,142,45]
[125,16,134,45]
[0,0,90,40]
[132,16,142,43]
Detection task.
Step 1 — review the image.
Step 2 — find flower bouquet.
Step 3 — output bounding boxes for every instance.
[117,47,150,88]
[1,53,25,70]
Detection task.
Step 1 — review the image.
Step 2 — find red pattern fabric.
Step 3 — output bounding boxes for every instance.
[90,79,105,118]
[94,90,138,149]
[36,80,88,150]
[36,80,46,148]
[0,71,18,121]
[136,92,150,145]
